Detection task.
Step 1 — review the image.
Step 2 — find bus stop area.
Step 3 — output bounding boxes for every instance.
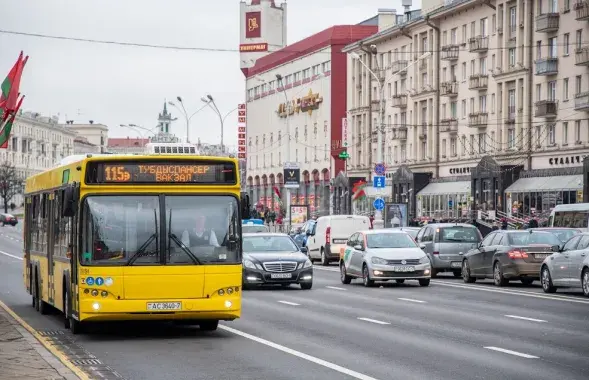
[0,306,80,380]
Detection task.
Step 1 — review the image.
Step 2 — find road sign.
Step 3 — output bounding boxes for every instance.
[448,200,453,208]
[373,175,385,188]
[338,151,349,159]
[373,198,385,211]
[374,163,386,176]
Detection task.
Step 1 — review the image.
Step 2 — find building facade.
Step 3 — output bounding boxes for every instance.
[242,16,377,215]
[344,0,589,224]
[64,121,108,153]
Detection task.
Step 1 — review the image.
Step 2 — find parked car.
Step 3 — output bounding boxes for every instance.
[292,220,316,248]
[388,227,420,240]
[461,230,561,286]
[0,213,18,226]
[540,232,589,297]
[241,233,313,289]
[415,223,482,277]
[339,230,431,287]
[528,227,582,244]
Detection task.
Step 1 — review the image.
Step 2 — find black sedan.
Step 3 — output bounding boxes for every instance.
[242,233,313,290]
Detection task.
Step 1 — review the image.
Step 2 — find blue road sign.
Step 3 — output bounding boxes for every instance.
[96,277,104,286]
[374,163,386,176]
[86,277,94,286]
[448,200,453,208]
[373,175,386,188]
[373,198,385,211]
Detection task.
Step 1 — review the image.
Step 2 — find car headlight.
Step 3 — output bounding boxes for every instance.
[243,259,256,269]
[371,257,388,265]
[303,259,312,268]
[419,256,430,264]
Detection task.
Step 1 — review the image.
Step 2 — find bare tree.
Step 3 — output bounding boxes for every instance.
[0,161,24,214]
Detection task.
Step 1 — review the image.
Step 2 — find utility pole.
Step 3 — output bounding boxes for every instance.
[276,74,292,227]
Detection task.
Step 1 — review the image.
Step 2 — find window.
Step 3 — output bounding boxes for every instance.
[536,41,542,59]
[451,28,457,44]
[576,30,582,50]
[469,135,475,154]
[564,33,570,55]
[548,124,555,145]
[510,7,517,34]
[508,129,515,149]
[576,75,582,94]
[462,24,467,43]
[302,68,310,79]
[322,61,331,72]
[509,48,516,66]
[462,62,467,80]
[480,18,488,37]
[564,78,569,100]
[563,122,569,144]
[461,99,466,117]
[479,95,487,112]
[451,138,457,156]
[575,120,581,141]
[548,37,557,57]
[548,81,556,101]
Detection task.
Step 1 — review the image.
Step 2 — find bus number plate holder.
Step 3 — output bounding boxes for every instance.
[146,302,182,311]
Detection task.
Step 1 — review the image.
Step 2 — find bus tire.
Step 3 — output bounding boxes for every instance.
[69,317,84,335]
[199,320,219,331]
[36,277,48,315]
[63,285,70,329]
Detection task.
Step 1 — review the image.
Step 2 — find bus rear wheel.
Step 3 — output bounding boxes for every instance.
[199,320,219,331]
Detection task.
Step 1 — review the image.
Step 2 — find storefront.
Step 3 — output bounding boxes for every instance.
[332,172,365,215]
[391,165,432,220]
[470,156,522,216]
[416,177,472,220]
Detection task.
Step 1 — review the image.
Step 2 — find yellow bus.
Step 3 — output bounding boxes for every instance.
[23,154,245,334]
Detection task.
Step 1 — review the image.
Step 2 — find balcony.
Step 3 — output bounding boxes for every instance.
[440,118,458,133]
[440,81,458,96]
[575,1,589,21]
[419,59,428,71]
[506,105,516,124]
[535,13,560,33]
[392,94,407,108]
[468,36,489,53]
[395,128,407,140]
[468,112,488,128]
[468,74,489,90]
[574,91,589,110]
[419,124,428,139]
[534,100,558,118]
[441,44,459,60]
[392,60,408,75]
[575,47,589,65]
[535,57,558,75]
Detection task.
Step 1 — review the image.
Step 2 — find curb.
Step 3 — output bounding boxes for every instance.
[0,300,91,380]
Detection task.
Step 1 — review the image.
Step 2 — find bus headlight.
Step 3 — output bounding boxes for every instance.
[92,302,100,310]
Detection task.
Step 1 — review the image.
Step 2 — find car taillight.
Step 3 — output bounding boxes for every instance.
[326,226,331,244]
[433,251,439,255]
[508,250,528,259]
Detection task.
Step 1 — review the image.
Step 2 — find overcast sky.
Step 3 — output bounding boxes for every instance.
[1,0,418,147]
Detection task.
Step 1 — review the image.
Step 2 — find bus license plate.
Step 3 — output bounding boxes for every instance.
[146,302,181,311]
[270,273,292,279]
[392,266,414,272]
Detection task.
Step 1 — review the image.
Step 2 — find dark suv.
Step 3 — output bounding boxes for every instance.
[0,213,18,226]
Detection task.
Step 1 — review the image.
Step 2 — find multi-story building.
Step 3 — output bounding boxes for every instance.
[240,0,378,215]
[344,0,589,223]
[73,136,100,154]
[0,111,78,205]
[64,121,108,153]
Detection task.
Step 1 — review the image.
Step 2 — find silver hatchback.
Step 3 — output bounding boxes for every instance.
[416,223,482,277]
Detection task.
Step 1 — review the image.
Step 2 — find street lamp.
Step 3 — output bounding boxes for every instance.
[350,51,431,227]
[274,73,294,227]
[168,98,208,143]
[201,94,237,153]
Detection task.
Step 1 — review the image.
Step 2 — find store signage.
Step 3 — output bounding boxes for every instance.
[278,89,323,118]
[548,154,587,165]
[341,118,348,147]
[240,43,268,52]
[237,103,246,159]
[283,162,300,189]
[245,12,261,38]
[449,167,472,175]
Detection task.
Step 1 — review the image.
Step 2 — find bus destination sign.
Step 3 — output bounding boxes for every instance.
[86,161,237,184]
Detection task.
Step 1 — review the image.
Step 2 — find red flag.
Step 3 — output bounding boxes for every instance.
[0,95,24,149]
[0,52,26,115]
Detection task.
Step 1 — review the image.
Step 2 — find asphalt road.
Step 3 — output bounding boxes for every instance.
[1,226,588,380]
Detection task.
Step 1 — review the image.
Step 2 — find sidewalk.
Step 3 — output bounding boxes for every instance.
[0,307,80,380]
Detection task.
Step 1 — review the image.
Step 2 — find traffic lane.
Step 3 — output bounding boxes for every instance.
[238,291,581,380]
[312,266,589,326]
[0,229,23,255]
[246,284,589,374]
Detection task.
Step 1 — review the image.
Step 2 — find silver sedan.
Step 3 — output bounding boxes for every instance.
[540,232,589,297]
[339,230,431,287]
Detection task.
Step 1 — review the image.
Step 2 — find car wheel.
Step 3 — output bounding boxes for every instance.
[321,249,329,266]
[362,265,374,287]
[520,278,534,286]
[493,262,508,287]
[300,282,312,290]
[340,262,352,284]
[462,260,476,283]
[418,279,430,286]
[541,266,557,293]
[453,270,461,278]
[581,268,589,298]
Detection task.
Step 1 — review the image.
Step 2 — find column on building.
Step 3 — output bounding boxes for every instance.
[321,169,330,215]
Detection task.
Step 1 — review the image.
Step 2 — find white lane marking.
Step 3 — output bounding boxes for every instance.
[398,298,426,303]
[220,325,380,380]
[277,301,300,306]
[504,315,547,323]
[313,266,339,272]
[484,346,539,359]
[357,317,390,325]
[325,286,346,291]
[0,250,23,260]
[432,280,589,304]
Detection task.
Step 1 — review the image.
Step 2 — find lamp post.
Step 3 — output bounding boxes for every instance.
[168,97,209,143]
[201,94,238,154]
[274,73,293,227]
[350,51,431,227]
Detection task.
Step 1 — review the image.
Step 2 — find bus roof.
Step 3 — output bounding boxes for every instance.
[551,203,589,212]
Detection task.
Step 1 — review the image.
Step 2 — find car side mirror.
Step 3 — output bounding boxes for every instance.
[354,244,363,251]
[551,244,560,252]
[300,246,308,253]
[419,244,426,250]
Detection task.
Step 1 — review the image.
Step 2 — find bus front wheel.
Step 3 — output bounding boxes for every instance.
[199,320,219,331]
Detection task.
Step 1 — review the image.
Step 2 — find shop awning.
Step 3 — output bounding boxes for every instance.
[417,181,471,196]
[505,175,583,193]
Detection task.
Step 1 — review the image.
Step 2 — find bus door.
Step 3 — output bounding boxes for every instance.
[47,192,56,304]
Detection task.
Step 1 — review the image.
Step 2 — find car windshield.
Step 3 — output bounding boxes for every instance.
[242,236,299,253]
[438,226,480,243]
[81,195,240,266]
[508,231,561,246]
[366,233,417,249]
[536,229,579,243]
[242,225,269,233]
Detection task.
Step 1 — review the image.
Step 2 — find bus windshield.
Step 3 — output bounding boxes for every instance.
[81,195,240,265]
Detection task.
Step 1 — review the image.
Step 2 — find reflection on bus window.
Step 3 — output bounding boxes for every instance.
[553,211,589,228]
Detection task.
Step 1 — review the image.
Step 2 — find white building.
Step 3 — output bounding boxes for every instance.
[344,0,589,224]
[64,121,108,153]
[0,111,77,206]
[73,136,100,154]
[241,0,378,215]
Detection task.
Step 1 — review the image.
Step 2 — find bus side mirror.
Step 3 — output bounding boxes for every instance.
[241,194,251,219]
[62,185,79,217]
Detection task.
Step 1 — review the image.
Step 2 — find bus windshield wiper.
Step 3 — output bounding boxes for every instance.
[168,233,202,264]
[127,209,159,266]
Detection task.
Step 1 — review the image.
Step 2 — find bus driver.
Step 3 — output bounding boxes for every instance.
[181,214,221,248]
